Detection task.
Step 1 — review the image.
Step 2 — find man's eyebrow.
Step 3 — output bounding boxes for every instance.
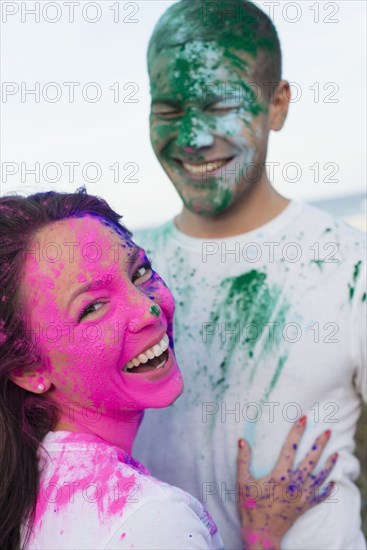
[203,96,227,107]
[66,247,141,311]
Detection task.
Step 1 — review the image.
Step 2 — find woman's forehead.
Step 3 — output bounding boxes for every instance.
[22,216,137,292]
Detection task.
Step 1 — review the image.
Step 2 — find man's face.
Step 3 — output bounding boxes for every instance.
[149,41,271,216]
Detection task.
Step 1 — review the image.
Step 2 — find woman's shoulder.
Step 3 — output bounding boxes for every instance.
[38,430,212,513]
[28,431,222,549]
[38,430,168,505]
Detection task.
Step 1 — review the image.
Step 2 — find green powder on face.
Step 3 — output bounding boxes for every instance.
[150,304,161,317]
[150,40,266,142]
[148,34,269,216]
[148,0,281,87]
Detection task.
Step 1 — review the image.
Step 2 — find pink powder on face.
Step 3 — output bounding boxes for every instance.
[120,532,126,540]
[21,215,183,450]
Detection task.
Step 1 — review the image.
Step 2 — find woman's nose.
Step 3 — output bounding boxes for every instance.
[127,301,162,334]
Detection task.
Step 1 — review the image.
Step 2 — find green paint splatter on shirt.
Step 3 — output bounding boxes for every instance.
[310,259,324,271]
[348,260,362,302]
[362,292,366,302]
[209,270,290,399]
[263,355,288,402]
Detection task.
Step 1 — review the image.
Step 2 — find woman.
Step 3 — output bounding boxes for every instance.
[0,189,337,549]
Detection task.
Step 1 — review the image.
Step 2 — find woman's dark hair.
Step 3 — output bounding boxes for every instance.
[0,187,131,549]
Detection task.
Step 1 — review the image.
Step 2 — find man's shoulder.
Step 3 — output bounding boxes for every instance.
[297,201,366,247]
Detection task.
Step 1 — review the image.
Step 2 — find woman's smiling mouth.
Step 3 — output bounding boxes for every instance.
[122,334,169,373]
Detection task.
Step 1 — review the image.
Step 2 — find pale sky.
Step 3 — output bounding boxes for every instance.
[1,0,366,229]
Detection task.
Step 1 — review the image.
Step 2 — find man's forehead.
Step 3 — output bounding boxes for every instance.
[150,43,253,85]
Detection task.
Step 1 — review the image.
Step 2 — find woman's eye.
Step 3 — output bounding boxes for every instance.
[79,301,104,321]
[132,265,153,284]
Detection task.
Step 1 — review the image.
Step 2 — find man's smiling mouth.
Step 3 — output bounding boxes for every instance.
[172,157,235,177]
[122,334,169,373]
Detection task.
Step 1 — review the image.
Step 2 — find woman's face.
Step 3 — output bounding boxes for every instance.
[20,215,183,416]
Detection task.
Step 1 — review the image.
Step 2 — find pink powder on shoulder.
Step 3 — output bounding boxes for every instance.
[34,434,139,530]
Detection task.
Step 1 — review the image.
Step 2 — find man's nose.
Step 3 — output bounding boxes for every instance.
[175,109,214,150]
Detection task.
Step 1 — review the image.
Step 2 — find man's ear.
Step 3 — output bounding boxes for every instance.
[10,365,51,394]
[269,80,290,132]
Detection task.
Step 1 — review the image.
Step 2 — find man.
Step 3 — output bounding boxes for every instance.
[134,1,366,548]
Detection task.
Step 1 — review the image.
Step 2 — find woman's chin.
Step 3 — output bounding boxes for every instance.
[148,367,184,409]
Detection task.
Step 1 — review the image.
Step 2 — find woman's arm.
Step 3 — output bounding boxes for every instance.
[106,491,223,549]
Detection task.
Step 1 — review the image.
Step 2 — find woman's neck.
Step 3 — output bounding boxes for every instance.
[53,406,144,455]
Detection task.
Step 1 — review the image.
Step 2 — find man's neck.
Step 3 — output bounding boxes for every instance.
[175,181,290,239]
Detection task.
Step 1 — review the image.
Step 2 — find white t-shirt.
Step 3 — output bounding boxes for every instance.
[22,430,224,549]
[134,201,367,550]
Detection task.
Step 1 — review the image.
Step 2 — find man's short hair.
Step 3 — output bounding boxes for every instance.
[148,0,282,98]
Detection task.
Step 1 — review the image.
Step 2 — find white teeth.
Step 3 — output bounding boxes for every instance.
[160,339,168,352]
[153,344,162,357]
[182,160,227,174]
[123,334,170,371]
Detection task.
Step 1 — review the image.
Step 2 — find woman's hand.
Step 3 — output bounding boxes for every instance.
[237,416,337,550]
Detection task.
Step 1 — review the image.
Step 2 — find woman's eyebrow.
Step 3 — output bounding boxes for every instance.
[66,279,110,313]
[66,247,141,312]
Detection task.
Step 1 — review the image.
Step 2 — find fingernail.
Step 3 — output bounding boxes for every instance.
[238,438,245,449]
[324,430,331,439]
[332,452,338,462]
[298,415,307,427]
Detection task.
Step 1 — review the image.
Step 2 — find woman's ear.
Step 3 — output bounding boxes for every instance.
[10,366,51,394]
[269,80,290,132]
